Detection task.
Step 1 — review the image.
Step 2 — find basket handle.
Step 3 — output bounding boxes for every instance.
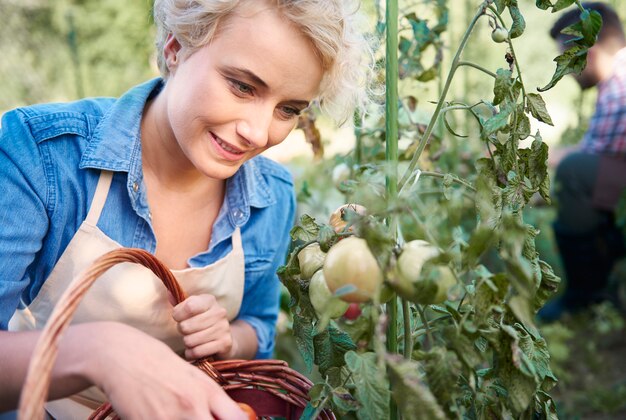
[18,248,218,419]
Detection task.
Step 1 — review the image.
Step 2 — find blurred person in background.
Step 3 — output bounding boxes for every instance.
[541,2,626,321]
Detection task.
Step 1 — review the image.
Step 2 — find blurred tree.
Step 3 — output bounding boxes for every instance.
[0,0,155,112]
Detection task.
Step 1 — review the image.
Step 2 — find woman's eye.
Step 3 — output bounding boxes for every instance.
[229,79,253,95]
[279,106,301,119]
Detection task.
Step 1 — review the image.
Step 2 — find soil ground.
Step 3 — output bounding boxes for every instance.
[541,304,626,419]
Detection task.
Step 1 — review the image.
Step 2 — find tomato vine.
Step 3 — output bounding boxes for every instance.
[278,0,601,418]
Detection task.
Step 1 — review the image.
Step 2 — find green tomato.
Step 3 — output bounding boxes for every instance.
[309,270,350,318]
[332,163,351,188]
[323,236,383,303]
[378,283,395,304]
[396,240,439,283]
[298,243,326,280]
[491,27,508,43]
[431,266,457,303]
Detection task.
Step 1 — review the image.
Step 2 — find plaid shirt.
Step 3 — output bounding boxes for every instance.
[580,47,626,155]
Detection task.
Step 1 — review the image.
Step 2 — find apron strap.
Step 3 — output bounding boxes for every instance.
[85,171,114,226]
[232,227,243,252]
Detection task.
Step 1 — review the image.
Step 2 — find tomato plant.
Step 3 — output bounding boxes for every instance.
[309,270,350,318]
[278,0,602,419]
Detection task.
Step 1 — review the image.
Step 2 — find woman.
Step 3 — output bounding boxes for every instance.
[0,0,372,418]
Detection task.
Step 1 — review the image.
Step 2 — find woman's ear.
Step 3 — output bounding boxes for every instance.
[163,33,182,72]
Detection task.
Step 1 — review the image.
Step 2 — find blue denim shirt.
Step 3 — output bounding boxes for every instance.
[0,78,296,359]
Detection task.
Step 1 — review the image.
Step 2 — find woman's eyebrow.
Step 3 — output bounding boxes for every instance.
[225,66,268,89]
[225,66,311,107]
[287,99,311,108]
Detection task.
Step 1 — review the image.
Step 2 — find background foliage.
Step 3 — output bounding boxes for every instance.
[0,0,155,111]
[2,0,626,418]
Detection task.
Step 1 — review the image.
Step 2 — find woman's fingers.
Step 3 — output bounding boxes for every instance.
[172,294,217,322]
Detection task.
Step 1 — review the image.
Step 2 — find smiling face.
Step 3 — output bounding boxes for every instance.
[152,3,324,180]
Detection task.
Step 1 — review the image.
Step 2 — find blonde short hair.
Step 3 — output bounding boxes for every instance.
[153,0,374,123]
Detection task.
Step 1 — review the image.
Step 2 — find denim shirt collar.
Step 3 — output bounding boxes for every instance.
[78,77,274,231]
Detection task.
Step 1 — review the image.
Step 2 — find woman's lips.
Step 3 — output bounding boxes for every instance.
[210,132,246,161]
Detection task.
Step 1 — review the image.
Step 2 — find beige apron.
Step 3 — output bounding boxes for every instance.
[9,170,245,419]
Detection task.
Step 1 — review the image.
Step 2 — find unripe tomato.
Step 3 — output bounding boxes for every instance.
[238,403,257,420]
[396,240,439,283]
[379,283,395,304]
[323,237,383,302]
[491,27,508,43]
[309,270,350,318]
[342,303,362,320]
[329,204,367,233]
[298,243,326,280]
[390,240,457,305]
[431,266,456,303]
[332,162,351,187]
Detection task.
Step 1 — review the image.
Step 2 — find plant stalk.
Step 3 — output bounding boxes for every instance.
[385,0,399,419]
[402,298,412,358]
[398,0,490,191]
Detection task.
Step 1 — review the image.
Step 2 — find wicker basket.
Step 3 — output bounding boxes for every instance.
[18,248,334,419]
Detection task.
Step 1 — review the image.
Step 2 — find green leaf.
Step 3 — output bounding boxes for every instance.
[409,17,432,49]
[291,214,320,242]
[300,403,317,420]
[482,102,515,136]
[539,173,551,204]
[494,0,508,14]
[360,217,395,269]
[508,294,536,330]
[528,137,549,192]
[317,225,336,252]
[313,325,357,378]
[473,273,509,326]
[502,172,534,213]
[533,260,561,312]
[475,160,503,228]
[345,351,390,420]
[552,0,575,13]
[465,225,497,269]
[493,68,513,106]
[503,365,537,414]
[399,36,412,54]
[508,2,526,38]
[535,0,552,11]
[535,391,559,420]
[416,66,438,82]
[538,45,588,92]
[516,112,531,140]
[294,315,315,372]
[422,348,462,410]
[515,324,558,388]
[498,326,538,414]
[387,355,447,420]
[443,326,483,368]
[580,9,602,45]
[526,93,553,125]
[331,386,360,412]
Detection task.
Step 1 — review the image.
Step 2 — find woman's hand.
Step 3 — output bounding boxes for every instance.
[87,322,247,420]
[173,294,234,360]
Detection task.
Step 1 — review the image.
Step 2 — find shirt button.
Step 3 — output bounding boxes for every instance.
[232,209,244,220]
[132,182,139,192]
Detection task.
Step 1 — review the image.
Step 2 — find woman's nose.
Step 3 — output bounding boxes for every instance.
[237,107,272,148]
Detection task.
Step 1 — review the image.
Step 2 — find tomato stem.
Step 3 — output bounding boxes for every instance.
[417,305,434,349]
[457,61,497,78]
[402,298,412,358]
[398,0,491,191]
[384,1,399,418]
